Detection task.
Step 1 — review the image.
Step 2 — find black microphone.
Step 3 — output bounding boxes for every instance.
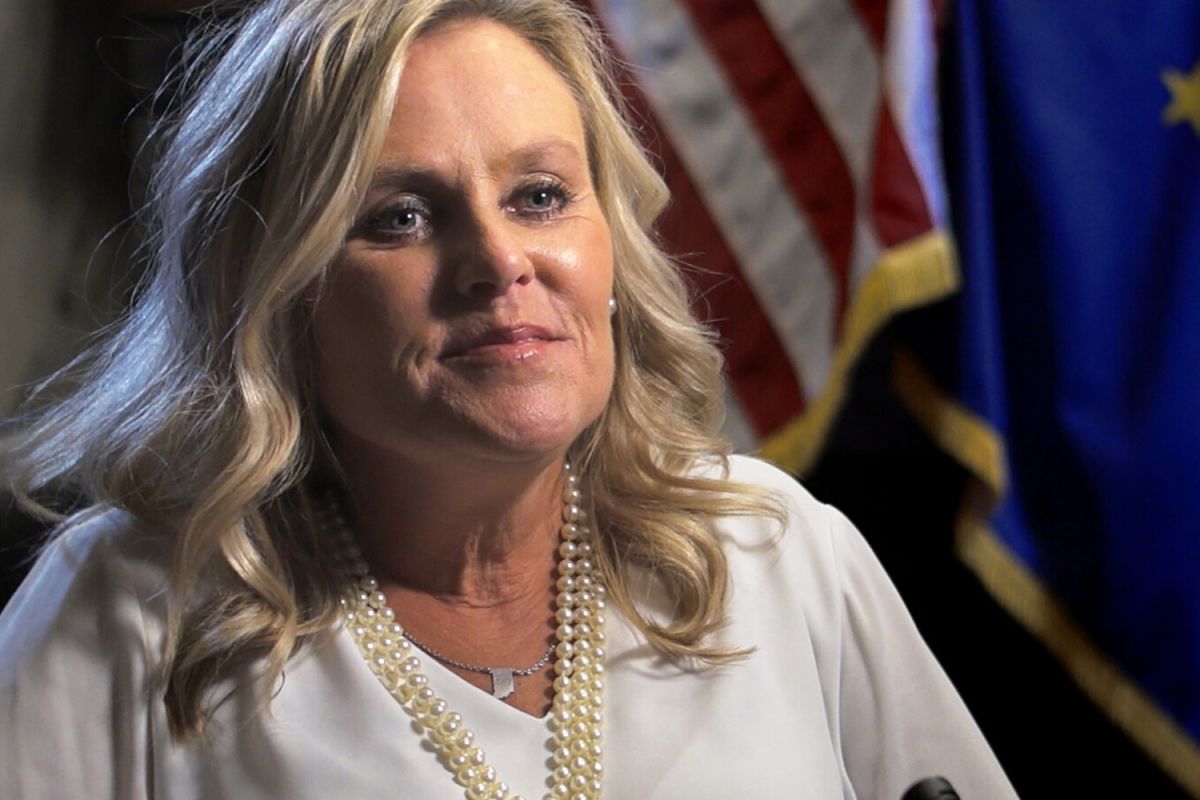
[901,776,961,800]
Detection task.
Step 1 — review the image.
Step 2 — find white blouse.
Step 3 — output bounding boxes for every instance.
[0,456,1018,799]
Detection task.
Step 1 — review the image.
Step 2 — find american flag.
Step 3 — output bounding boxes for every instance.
[585,0,955,472]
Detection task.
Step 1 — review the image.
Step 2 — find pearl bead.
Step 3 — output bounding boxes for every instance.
[334,465,605,800]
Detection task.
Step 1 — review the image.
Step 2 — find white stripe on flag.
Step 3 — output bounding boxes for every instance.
[753,0,880,187]
[597,0,837,398]
[884,0,948,227]
[753,0,887,294]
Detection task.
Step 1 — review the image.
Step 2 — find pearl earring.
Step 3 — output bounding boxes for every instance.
[608,297,617,314]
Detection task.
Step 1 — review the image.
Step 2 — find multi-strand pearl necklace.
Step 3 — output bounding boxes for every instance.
[326,462,608,800]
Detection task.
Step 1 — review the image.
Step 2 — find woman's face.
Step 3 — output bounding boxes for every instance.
[312,19,615,469]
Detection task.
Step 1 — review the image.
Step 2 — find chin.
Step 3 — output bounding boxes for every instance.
[474,416,589,460]
[446,395,601,462]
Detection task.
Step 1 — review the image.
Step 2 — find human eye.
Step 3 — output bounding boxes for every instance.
[360,195,433,243]
[508,177,576,221]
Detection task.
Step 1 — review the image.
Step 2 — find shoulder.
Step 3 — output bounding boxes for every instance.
[0,507,170,680]
[697,453,833,521]
[700,453,850,566]
[0,508,168,798]
[703,455,901,649]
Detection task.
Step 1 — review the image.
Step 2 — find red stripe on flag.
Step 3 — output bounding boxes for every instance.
[653,129,808,434]
[871,103,934,245]
[578,0,806,432]
[849,0,937,243]
[848,0,889,49]
[852,0,937,245]
[679,0,856,333]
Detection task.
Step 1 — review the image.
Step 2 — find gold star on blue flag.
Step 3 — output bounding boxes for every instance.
[1162,60,1200,136]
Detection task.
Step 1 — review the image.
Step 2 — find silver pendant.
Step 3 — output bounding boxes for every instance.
[490,668,515,699]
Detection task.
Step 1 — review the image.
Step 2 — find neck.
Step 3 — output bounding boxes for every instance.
[333,433,568,608]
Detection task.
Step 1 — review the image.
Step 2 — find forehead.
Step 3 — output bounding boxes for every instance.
[380,18,588,173]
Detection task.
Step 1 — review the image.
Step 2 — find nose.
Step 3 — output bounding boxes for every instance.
[453,211,535,299]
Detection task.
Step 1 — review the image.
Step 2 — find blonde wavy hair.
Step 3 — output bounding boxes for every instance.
[4,0,783,739]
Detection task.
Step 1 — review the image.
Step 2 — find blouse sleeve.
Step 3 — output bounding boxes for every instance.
[825,504,1018,800]
[0,516,156,799]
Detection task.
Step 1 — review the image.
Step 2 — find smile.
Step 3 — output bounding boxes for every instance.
[440,325,565,363]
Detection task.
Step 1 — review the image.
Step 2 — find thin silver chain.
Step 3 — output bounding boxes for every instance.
[400,630,557,677]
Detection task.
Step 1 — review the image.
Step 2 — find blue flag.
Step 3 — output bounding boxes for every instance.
[904,0,1200,791]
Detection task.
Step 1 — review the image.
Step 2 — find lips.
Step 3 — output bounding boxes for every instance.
[441,324,563,359]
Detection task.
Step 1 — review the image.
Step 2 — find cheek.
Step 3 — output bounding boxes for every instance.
[310,259,432,399]
[548,220,615,317]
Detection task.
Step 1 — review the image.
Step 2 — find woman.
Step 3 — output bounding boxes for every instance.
[0,1,1017,798]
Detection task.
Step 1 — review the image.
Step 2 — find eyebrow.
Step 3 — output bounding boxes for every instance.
[366,136,586,191]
